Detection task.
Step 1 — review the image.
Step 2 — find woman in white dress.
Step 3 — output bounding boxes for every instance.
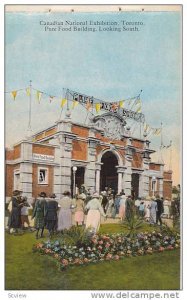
[85,192,106,233]
[149,197,157,225]
[57,191,74,231]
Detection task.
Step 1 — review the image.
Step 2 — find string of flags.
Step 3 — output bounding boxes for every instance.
[5,85,161,135]
[5,85,143,114]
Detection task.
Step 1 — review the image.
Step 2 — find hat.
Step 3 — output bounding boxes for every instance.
[92,192,100,198]
[50,193,56,198]
[63,191,71,196]
[151,196,156,200]
[145,195,151,200]
[13,190,22,196]
[38,192,47,198]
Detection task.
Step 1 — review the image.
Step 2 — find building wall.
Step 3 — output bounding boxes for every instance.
[132,152,142,168]
[72,140,87,161]
[5,164,20,197]
[149,163,161,171]
[32,164,54,198]
[132,139,144,149]
[32,144,54,156]
[72,125,89,138]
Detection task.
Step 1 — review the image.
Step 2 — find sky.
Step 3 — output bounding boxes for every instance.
[5,8,182,185]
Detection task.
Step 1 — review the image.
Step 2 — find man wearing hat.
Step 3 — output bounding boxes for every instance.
[8,190,24,233]
[155,195,164,226]
[32,192,47,238]
[45,194,58,237]
[85,192,106,233]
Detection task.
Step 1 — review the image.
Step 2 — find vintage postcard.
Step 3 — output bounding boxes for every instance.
[4,4,182,298]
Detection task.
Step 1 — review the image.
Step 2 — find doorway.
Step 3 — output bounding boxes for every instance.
[71,167,85,196]
[131,173,139,199]
[100,151,118,194]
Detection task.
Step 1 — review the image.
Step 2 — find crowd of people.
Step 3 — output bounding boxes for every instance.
[6,185,171,239]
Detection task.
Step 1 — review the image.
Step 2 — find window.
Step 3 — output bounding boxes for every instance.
[14,169,21,190]
[38,167,48,185]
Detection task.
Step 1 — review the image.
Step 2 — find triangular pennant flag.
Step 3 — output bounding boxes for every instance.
[154,128,161,135]
[135,98,141,105]
[86,100,92,111]
[72,100,79,109]
[61,98,67,108]
[36,91,42,103]
[111,103,119,111]
[136,105,142,113]
[26,87,30,97]
[95,103,101,113]
[11,90,17,100]
[144,123,149,131]
[119,100,125,108]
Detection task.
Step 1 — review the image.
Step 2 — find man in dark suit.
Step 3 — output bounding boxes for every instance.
[156,195,164,226]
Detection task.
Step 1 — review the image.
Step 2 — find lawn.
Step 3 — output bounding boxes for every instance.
[5,223,180,290]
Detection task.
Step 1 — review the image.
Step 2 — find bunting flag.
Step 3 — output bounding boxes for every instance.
[61,98,67,108]
[86,100,92,111]
[72,100,79,109]
[136,105,142,113]
[111,103,119,111]
[153,128,161,135]
[119,100,125,108]
[95,103,101,113]
[11,90,17,100]
[26,87,31,97]
[49,96,54,103]
[144,123,149,131]
[135,98,141,105]
[36,91,42,103]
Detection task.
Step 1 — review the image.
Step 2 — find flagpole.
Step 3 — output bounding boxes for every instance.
[26,80,32,138]
[160,122,163,163]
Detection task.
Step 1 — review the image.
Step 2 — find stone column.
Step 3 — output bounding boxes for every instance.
[20,142,33,200]
[141,152,151,198]
[95,169,101,193]
[116,166,126,194]
[122,138,133,196]
[84,130,99,193]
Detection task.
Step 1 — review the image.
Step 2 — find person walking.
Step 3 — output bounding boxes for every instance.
[32,192,47,239]
[74,194,85,226]
[85,192,106,233]
[119,193,127,221]
[155,195,164,226]
[149,197,157,225]
[45,194,58,237]
[8,190,23,233]
[57,191,74,231]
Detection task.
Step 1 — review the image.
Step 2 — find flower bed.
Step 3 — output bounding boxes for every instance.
[33,230,180,270]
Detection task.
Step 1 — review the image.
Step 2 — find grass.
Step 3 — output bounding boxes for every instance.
[5,224,180,290]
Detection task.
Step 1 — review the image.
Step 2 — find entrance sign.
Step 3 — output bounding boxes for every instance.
[33,153,54,162]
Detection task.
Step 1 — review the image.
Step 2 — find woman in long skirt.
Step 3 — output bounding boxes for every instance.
[32,192,47,238]
[149,197,157,225]
[57,191,74,231]
[74,195,85,226]
[119,194,127,221]
[85,192,106,234]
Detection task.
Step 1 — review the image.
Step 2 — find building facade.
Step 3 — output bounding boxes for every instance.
[5,113,172,201]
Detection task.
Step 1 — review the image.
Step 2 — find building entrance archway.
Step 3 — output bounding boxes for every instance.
[100,151,118,194]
